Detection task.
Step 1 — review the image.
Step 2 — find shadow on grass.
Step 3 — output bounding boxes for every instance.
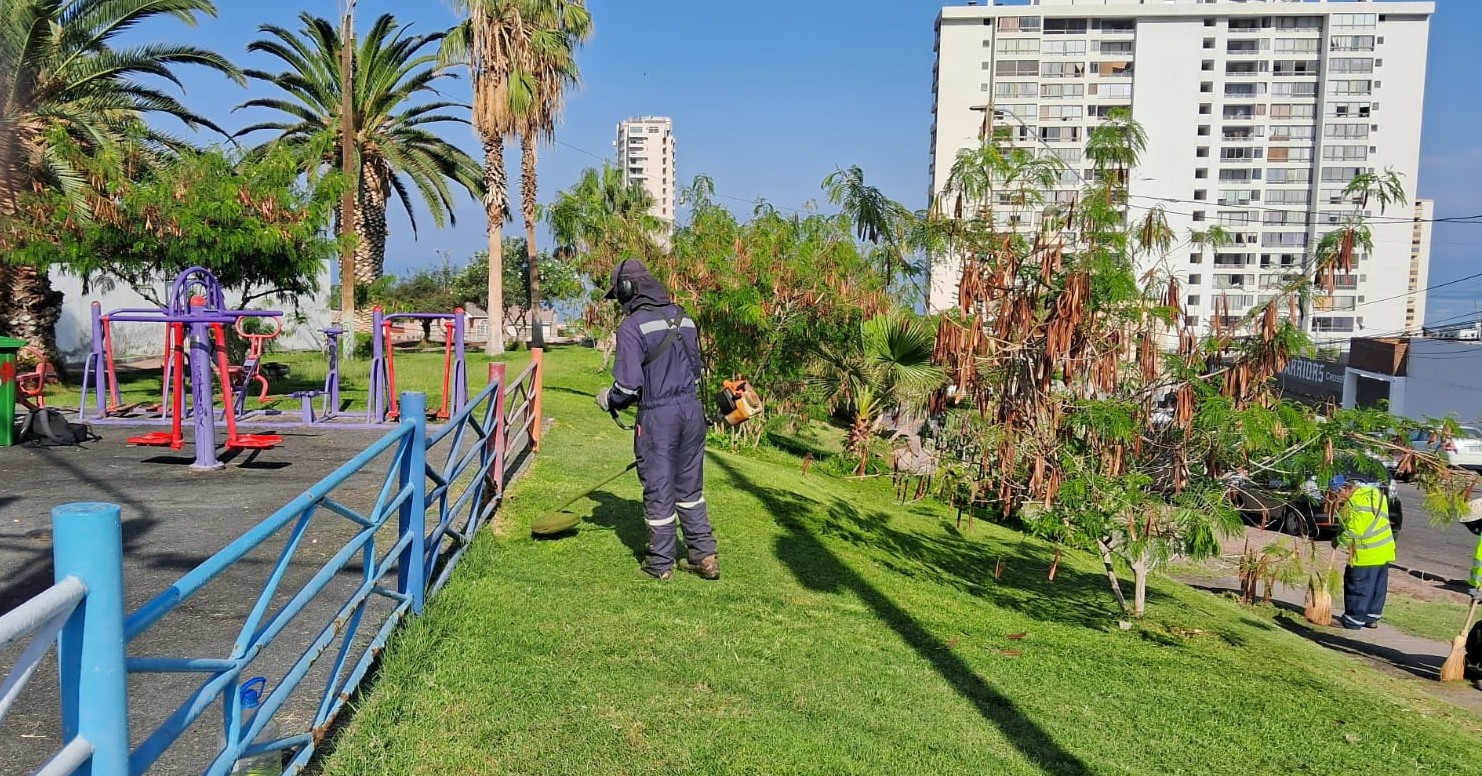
[1188,581,1446,680]
[709,453,1093,776]
[583,490,648,564]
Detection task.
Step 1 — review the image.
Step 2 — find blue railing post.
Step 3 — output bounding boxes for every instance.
[53,503,130,776]
[397,392,428,613]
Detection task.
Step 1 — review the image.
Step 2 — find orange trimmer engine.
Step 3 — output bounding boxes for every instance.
[717,378,763,427]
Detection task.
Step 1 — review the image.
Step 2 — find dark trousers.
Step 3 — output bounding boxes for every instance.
[634,400,716,572]
[1341,563,1389,629]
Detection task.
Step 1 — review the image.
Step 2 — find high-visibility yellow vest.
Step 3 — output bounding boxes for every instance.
[1470,534,1482,589]
[1340,485,1395,567]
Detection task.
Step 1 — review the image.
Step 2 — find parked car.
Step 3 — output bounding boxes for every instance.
[1227,471,1403,539]
[1410,425,1482,472]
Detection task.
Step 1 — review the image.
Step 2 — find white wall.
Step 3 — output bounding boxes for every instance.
[1397,339,1482,424]
[49,268,336,365]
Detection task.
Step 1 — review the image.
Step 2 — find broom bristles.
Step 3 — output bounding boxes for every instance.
[1439,634,1468,682]
[1304,576,1333,626]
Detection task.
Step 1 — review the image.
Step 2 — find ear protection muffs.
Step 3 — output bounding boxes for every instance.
[613,259,636,305]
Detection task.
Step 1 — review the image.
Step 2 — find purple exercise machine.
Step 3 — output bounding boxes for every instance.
[367,306,468,425]
[76,267,283,470]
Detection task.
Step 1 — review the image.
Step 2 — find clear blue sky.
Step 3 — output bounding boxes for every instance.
[150,0,1479,324]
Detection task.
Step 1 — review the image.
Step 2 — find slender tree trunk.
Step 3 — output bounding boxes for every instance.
[356,165,389,286]
[521,137,543,349]
[483,136,506,355]
[1096,537,1131,616]
[1132,550,1149,618]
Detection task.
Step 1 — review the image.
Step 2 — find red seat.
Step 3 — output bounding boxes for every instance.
[226,434,282,451]
[128,432,182,450]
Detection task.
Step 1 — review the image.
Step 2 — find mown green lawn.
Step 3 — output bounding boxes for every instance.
[316,347,1482,776]
[1384,596,1473,644]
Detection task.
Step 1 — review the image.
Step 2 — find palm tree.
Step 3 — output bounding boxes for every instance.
[814,312,943,475]
[822,166,914,292]
[547,163,663,268]
[515,2,590,349]
[237,13,484,287]
[0,0,241,356]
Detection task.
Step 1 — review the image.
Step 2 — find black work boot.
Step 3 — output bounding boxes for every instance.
[680,554,720,580]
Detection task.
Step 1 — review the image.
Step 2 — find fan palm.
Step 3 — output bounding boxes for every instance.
[813,312,944,474]
[236,13,484,286]
[0,0,242,355]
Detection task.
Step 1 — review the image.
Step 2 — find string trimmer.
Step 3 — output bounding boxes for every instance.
[529,461,639,536]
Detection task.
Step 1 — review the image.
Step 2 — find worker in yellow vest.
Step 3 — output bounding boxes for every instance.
[1329,475,1396,630]
[1462,498,1482,683]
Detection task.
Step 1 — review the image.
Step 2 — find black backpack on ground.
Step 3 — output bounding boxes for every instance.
[18,408,97,447]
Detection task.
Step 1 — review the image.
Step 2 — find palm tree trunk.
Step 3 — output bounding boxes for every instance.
[0,168,64,362]
[483,136,507,356]
[0,265,64,362]
[521,137,543,349]
[355,166,389,286]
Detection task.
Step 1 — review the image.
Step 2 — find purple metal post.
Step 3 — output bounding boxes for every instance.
[368,307,385,424]
[323,328,343,421]
[79,302,106,421]
[188,297,222,471]
[452,309,468,414]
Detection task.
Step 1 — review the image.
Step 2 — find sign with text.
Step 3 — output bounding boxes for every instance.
[1278,357,1346,401]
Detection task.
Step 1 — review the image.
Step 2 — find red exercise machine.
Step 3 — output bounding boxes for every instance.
[210,323,282,451]
[127,324,187,449]
[381,316,459,421]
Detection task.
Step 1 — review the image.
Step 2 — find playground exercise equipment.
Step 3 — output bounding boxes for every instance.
[79,267,284,469]
[226,314,280,417]
[290,327,345,424]
[14,345,58,411]
[368,306,468,424]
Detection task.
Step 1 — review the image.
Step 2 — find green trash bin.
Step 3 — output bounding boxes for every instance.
[0,335,26,446]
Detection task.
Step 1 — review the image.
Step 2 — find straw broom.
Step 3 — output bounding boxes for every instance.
[1439,598,1479,682]
[1304,546,1337,626]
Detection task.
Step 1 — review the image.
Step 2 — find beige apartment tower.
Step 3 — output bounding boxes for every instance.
[929,0,1435,344]
[615,116,676,224]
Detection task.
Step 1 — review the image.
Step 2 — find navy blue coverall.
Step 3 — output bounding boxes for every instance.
[604,266,717,577]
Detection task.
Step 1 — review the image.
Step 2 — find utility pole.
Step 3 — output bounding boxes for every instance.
[338,1,358,355]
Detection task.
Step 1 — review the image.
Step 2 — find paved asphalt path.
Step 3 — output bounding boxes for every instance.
[1391,483,1479,584]
[0,424,397,775]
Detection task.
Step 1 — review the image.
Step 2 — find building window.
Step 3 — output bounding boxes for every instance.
[998,16,1040,33]
[1330,79,1373,96]
[1330,35,1376,52]
[1040,62,1085,78]
[1043,18,1088,35]
[1329,102,1372,119]
[1189,274,1202,286]
[1265,189,1309,205]
[1098,41,1134,55]
[994,82,1037,99]
[1332,13,1378,29]
[1193,211,1206,222]
[1312,317,1356,333]
[996,60,1040,76]
[1268,124,1315,141]
[996,38,1041,55]
[1329,57,1375,74]
[1265,168,1311,185]
[1039,83,1085,99]
[1322,145,1369,161]
[1195,168,1208,179]
[1042,39,1087,56]
[1274,38,1320,54]
[1274,16,1322,31]
[1272,60,1319,77]
[1324,123,1370,139]
[1197,125,1211,137]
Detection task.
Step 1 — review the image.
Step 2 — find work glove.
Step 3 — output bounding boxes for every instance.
[595,387,613,414]
[1470,587,1482,603]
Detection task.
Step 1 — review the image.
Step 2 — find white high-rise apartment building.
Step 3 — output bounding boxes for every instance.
[615,116,676,224]
[929,0,1434,343]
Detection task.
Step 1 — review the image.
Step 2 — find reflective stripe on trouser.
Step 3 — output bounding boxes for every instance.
[634,400,717,573]
[1342,562,1389,628]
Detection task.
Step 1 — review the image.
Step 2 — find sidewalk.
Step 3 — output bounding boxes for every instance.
[1176,524,1482,718]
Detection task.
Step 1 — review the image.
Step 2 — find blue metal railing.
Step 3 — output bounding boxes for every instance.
[0,353,542,775]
